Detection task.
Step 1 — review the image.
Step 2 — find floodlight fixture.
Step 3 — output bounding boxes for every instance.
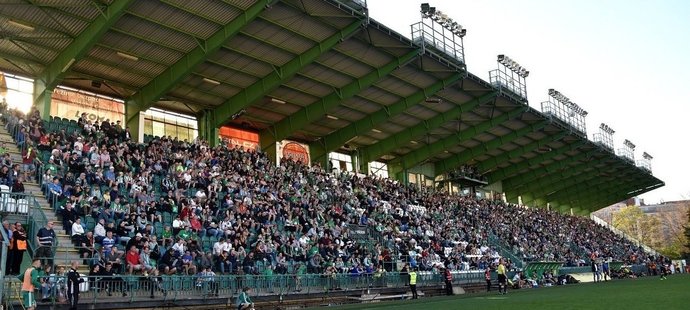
[116,51,139,61]
[599,123,615,135]
[421,3,430,13]
[7,20,34,31]
[202,78,221,85]
[270,97,286,104]
[623,139,636,150]
[642,152,653,160]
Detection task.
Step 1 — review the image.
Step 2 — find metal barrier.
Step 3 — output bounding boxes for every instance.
[2,270,485,307]
[0,220,10,306]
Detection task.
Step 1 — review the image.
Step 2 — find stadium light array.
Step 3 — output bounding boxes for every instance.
[421,3,466,37]
[642,152,653,160]
[490,54,529,101]
[548,89,587,117]
[623,139,636,150]
[498,55,529,78]
[599,123,615,135]
[411,3,467,66]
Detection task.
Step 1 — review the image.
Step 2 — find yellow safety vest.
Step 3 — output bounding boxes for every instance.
[497,264,506,275]
[409,271,417,285]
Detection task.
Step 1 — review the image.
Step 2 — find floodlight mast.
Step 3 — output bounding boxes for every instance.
[489,54,529,102]
[617,139,636,163]
[637,151,653,173]
[593,123,615,152]
[412,3,467,66]
[539,88,588,137]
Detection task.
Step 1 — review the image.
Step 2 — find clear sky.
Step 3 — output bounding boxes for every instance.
[368,0,690,204]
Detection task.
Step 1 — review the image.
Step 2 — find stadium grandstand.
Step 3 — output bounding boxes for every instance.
[0,0,669,309]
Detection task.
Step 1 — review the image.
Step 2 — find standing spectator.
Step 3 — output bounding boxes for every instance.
[9,222,27,275]
[35,222,56,267]
[408,267,418,299]
[67,261,84,310]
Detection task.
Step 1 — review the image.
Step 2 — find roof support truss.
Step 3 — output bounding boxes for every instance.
[390,106,526,174]
[554,177,652,211]
[546,171,643,205]
[502,149,598,192]
[477,131,567,174]
[517,155,621,198]
[485,140,586,183]
[37,0,134,91]
[260,49,421,147]
[310,72,465,164]
[212,19,365,129]
[359,91,498,168]
[434,118,549,176]
[126,0,277,120]
[520,160,629,205]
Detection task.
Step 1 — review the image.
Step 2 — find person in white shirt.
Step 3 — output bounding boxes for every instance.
[72,217,84,244]
[172,239,186,255]
[94,219,107,243]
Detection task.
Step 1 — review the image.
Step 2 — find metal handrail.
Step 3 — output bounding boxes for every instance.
[3,270,485,307]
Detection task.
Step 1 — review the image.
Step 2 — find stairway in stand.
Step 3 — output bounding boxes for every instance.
[0,126,86,273]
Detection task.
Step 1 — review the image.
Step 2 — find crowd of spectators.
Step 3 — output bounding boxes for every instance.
[0,106,652,282]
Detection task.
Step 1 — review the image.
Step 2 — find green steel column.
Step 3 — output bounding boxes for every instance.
[127,0,276,123]
[389,106,526,176]
[33,0,134,120]
[434,119,549,176]
[212,20,366,129]
[260,49,421,149]
[197,110,220,147]
[310,72,465,165]
[358,91,498,171]
[33,79,51,120]
[486,140,586,183]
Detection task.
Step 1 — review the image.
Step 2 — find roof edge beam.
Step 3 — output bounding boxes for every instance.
[310,72,465,164]
[127,0,276,120]
[211,19,365,128]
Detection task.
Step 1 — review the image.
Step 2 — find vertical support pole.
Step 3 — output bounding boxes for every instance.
[197,109,219,147]
[33,79,52,120]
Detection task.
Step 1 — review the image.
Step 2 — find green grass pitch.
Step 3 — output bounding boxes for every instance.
[316,274,689,310]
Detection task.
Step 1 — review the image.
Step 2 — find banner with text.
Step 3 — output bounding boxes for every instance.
[219,126,259,150]
[51,87,125,123]
[277,140,310,166]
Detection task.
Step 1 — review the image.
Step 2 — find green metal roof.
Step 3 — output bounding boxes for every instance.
[0,0,664,213]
